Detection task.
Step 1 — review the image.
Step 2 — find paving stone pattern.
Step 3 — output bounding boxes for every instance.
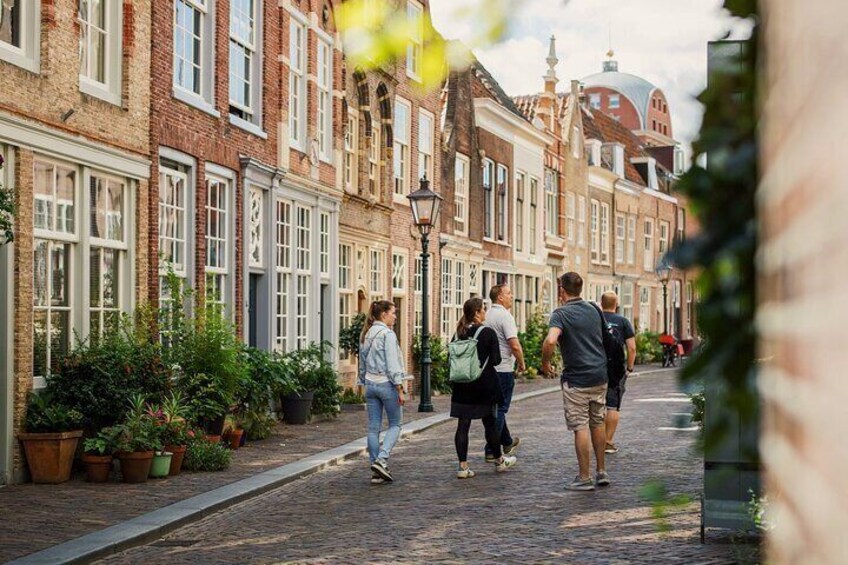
[0,380,556,562]
[102,372,735,564]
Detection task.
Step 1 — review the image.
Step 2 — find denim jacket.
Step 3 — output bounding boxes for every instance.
[358,322,406,386]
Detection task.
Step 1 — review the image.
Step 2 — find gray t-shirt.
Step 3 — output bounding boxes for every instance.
[485,304,519,373]
[549,298,607,387]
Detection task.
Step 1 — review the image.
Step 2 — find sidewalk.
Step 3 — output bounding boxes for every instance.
[1,366,673,563]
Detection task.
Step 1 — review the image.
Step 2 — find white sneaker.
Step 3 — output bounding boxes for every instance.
[456,467,476,479]
[495,455,517,472]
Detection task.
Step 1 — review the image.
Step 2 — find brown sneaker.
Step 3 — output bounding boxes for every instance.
[604,442,618,454]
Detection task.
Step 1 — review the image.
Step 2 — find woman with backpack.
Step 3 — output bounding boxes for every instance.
[450,297,518,478]
[359,300,406,484]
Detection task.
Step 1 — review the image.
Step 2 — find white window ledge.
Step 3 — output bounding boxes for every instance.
[80,78,122,107]
[173,88,221,118]
[229,114,268,139]
[393,193,409,206]
[0,44,39,73]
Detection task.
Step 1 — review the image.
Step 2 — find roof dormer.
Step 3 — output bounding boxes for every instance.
[601,142,625,177]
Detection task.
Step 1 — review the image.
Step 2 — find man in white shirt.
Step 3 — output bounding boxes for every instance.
[484,284,526,461]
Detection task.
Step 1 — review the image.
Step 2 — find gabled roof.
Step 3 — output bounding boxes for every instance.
[511,93,571,123]
[471,59,530,123]
[581,70,658,129]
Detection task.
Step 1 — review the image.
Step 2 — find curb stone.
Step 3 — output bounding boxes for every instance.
[10,379,600,564]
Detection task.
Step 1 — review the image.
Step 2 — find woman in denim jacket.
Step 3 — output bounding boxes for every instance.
[359,300,406,484]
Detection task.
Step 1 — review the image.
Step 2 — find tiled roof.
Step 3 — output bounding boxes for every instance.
[582,106,648,185]
[471,60,530,122]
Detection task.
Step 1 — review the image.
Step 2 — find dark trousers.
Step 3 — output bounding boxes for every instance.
[455,415,501,462]
[485,371,515,455]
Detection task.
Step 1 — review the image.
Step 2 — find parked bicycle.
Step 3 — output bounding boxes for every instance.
[658,334,682,367]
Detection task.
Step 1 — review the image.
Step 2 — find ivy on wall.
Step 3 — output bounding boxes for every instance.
[670,0,759,451]
[0,155,13,245]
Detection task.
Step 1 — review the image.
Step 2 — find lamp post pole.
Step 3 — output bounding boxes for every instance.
[662,280,669,335]
[418,232,433,413]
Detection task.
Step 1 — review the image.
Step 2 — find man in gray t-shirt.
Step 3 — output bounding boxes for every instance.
[483,284,526,460]
[542,272,609,491]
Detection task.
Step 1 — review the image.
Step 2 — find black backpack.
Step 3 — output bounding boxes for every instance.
[590,303,627,385]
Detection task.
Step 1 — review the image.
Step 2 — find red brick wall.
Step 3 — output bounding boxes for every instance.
[583,87,641,132]
[477,127,514,262]
[647,90,672,138]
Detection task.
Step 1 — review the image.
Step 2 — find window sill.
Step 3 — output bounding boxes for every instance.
[80,78,122,107]
[393,193,409,206]
[229,114,268,139]
[173,88,221,118]
[0,45,39,74]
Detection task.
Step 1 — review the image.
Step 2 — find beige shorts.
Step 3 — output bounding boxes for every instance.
[561,381,608,431]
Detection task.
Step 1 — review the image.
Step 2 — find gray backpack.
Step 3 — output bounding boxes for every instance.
[448,326,488,384]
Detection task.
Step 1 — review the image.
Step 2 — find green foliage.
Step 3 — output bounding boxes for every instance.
[411,334,451,394]
[111,395,163,453]
[83,427,121,455]
[24,391,83,433]
[163,273,246,427]
[339,313,367,358]
[151,391,195,446]
[518,308,560,377]
[239,347,299,412]
[635,332,663,365]
[45,317,172,432]
[669,0,760,456]
[183,435,232,472]
[242,410,276,441]
[340,387,365,404]
[690,390,705,430]
[640,479,692,533]
[0,155,13,245]
[287,343,343,417]
[747,489,771,533]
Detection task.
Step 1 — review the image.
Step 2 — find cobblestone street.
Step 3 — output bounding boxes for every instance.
[101,371,734,564]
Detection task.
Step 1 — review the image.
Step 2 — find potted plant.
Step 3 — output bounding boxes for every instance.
[227,419,245,450]
[340,387,366,412]
[283,343,342,424]
[114,395,161,483]
[18,391,84,484]
[156,391,193,476]
[82,427,119,483]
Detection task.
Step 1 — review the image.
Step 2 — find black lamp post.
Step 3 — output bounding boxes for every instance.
[407,175,442,413]
[655,259,672,335]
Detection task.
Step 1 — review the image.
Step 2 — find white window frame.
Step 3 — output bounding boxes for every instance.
[621,281,634,322]
[496,163,508,243]
[627,214,636,265]
[418,109,434,183]
[229,0,263,131]
[566,191,576,244]
[577,195,587,248]
[609,94,620,109]
[248,186,264,268]
[529,176,539,255]
[294,205,311,349]
[288,12,308,151]
[639,286,651,332]
[659,220,670,256]
[600,202,610,264]
[515,171,525,253]
[370,248,385,297]
[205,173,233,314]
[483,159,495,240]
[589,199,599,263]
[544,169,557,236]
[0,0,40,72]
[338,242,353,360]
[393,97,411,201]
[344,111,359,193]
[173,0,218,115]
[643,217,655,271]
[79,0,123,105]
[454,153,469,235]
[158,166,189,280]
[588,92,601,110]
[274,200,292,352]
[368,128,381,198]
[392,251,408,295]
[316,34,334,162]
[440,257,453,338]
[405,0,423,81]
[615,213,625,264]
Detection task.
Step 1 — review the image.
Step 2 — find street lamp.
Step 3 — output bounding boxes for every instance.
[408,175,442,413]
[655,259,672,335]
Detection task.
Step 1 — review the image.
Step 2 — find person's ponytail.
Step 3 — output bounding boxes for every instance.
[455,297,484,339]
[360,300,395,343]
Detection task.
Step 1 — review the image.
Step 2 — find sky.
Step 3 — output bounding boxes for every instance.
[429,0,753,157]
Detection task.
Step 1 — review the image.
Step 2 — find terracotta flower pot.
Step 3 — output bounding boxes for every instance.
[205,434,222,444]
[164,444,187,476]
[82,454,113,483]
[228,429,244,449]
[18,430,83,484]
[116,450,154,483]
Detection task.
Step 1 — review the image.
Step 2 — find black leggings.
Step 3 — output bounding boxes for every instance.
[455,415,502,463]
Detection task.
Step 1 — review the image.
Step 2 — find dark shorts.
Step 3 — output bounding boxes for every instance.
[606,376,627,410]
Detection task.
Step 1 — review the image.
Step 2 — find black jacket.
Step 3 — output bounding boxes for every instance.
[450,324,503,406]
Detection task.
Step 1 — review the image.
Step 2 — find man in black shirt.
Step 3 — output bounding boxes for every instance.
[600,291,636,454]
[542,272,610,491]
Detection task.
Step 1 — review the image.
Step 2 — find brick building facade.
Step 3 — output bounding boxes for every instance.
[0,0,153,483]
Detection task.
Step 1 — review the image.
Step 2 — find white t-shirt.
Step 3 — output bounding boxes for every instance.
[485,304,519,373]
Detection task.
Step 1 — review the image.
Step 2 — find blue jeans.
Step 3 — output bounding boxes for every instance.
[365,381,403,464]
[485,371,515,455]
